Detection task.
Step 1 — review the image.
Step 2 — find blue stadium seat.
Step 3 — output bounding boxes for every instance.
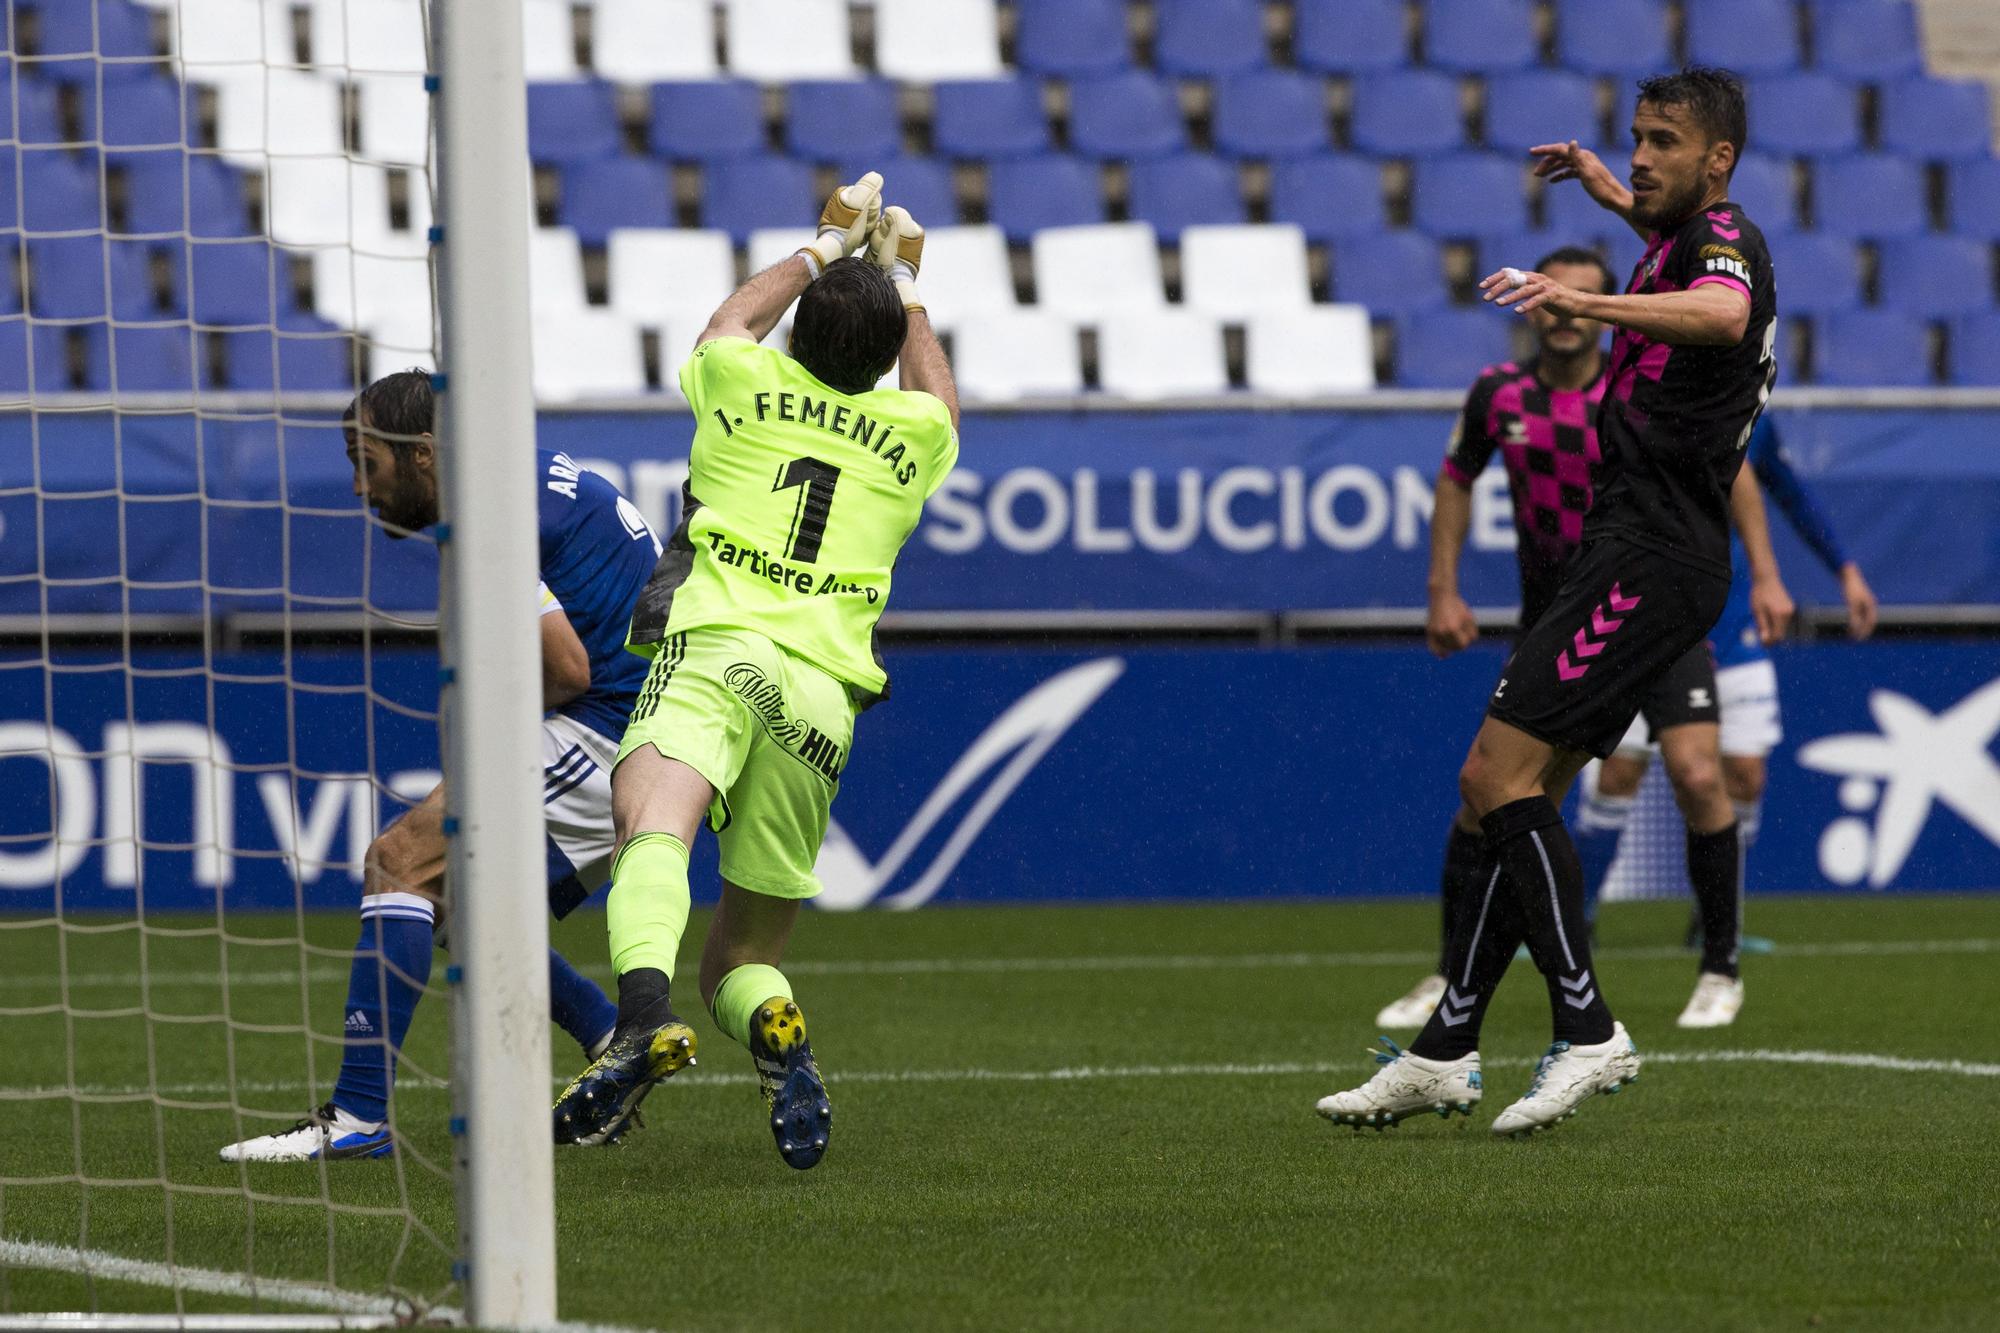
[1349,71,1465,156]
[1554,0,1669,77]
[1267,155,1386,242]
[223,320,359,392]
[170,240,298,327]
[786,80,900,163]
[651,81,765,162]
[526,81,623,165]
[83,75,192,148]
[932,80,1050,159]
[699,155,817,245]
[115,150,252,239]
[1483,70,1598,153]
[986,155,1105,241]
[30,0,158,83]
[1749,75,1861,157]
[1542,176,1622,241]
[1477,229,1555,277]
[1015,0,1129,77]
[1331,232,1448,314]
[79,324,197,393]
[1813,310,1931,385]
[1810,155,1926,239]
[0,242,18,314]
[1767,232,1861,315]
[1425,0,1538,74]
[1411,152,1530,238]
[1294,0,1409,74]
[837,156,959,229]
[1126,153,1245,240]
[1729,153,1800,234]
[1947,312,2000,385]
[25,235,158,319]
[1395,309,1514,388]
[560,157,672,248]
[1876,236,1996,319]
[0,145,21,232]
[1813,0,1923,81]
[1152,0,1266,78]
[1211,70,1329,160]
[1067,72,1185,160]
[1947,159,2000,241]
[0,320,78,394]
[1685,0,1800,76]
[16,78,68,147]
[1879,79,1993,163]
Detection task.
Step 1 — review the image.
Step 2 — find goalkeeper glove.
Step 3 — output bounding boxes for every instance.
[797,171,883,276]
[866,204,925,314]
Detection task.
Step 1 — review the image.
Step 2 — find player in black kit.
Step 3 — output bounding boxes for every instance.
[1318,68,1781,1137]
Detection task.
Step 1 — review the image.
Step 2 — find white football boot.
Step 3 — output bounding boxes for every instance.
[219,1102,391,1162]
[1676,972,1745,1028]
[1316,1038,1482,1130]
[1491,1022,1641,1138]
[1374,973,1447,1028]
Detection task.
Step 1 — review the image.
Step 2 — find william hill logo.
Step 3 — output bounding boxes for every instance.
[798,726,846,783]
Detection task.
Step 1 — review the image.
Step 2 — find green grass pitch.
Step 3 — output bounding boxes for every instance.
[1,895,1997,1331]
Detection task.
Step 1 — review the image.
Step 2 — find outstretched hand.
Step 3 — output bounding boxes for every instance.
[1530,139,1632,215]
[1478,267,1587,318]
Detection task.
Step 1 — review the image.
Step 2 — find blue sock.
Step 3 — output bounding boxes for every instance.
[1573,790,1634,924]
[548,948,617,1056]
[331,895,435,1125]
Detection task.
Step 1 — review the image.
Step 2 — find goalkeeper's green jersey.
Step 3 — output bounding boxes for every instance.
[627,336,959,699]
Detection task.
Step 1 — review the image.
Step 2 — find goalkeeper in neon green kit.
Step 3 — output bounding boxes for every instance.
[552,174,958,1168]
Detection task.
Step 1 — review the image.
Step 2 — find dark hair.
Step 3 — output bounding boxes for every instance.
[1536,245,1617,294]
[791,259,907,394]
[356,368,435,450]
[1635,66,1748,174]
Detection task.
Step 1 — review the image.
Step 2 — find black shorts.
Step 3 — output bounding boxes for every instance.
[1488,537,1730,759]
[1632,640,1721,737]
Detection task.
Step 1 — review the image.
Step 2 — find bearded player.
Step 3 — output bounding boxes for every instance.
[551,174,958,1169]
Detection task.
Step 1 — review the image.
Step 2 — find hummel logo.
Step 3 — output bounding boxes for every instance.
[1707,210,1742,241]
[1503,419,1529,445]
[344,1010,374,1034]
[1436,985,1477,1027]
[1556,583,1642,682]
[1690,687,1713,709]
[1559,971,1598,1010]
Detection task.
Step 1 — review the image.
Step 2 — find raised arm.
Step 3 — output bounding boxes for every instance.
[1530,140,1646,239]
[1482,272,1749,347]
[697,172,884,350]
[868,205,960,431]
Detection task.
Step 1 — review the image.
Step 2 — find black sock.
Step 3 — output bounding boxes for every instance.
[1436,822,1487,975]
[1484,796,1616,1046]
[615,967,674,1033]
[1410,857,1524,1061]
[1685,823,1742,979]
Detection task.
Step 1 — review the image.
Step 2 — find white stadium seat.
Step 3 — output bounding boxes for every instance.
[522,0,582,80]
[212,69,345,164]
[308,0,428,75]
[912,224,1016,329]
[723,0,857,81]
[1031,223,1166,322]
[169,0,297,75]
[747,227,816,275]
[1179,224,1312,321]
[607,228,737,325]
[873,0,1004,81]
[591,0,722,83]
[356,74,431,167]
[533,309,647,400]
[1244,306,1377,394]
[1096,310,1228,399]
[529,227,590,310]
[310,248,433,334]
[263,158,382,246]
[367,310,435,381]
[952,310,1083,400]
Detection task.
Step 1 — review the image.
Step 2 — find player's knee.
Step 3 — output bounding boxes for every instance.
[1457,751,1507,816]
[1666,752,1723,811]
[364,830,440,902]
[1722,755,1766,804]
[1596,755,1645,799]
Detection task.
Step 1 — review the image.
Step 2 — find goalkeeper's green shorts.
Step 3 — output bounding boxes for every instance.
[617,626,853,900]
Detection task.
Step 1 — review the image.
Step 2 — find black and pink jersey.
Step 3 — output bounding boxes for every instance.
[1582,201,1779,579]
[1443,358,1608,627]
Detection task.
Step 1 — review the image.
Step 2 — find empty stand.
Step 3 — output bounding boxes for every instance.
[1180,224,1311,321]
[874,0,1004,82]
[606,227,737,324]
[1244,307,1377,393]
[1096,310,1228,399]
[1032,223,1166,321]
[952,310,1083,399]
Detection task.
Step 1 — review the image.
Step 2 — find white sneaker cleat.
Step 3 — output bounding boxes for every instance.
[1676,972,1745,1029]
[1316,1037,1482,1131]
[1374,973,1447,1028]
[218,1102,391,1162]
[1491,1022,1641,1138]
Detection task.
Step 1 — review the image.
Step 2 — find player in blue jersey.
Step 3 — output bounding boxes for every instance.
[220,370,661,1162]
[1574,414,1876,1027]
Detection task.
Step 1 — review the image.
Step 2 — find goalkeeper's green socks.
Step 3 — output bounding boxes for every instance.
[710,963,794,1048]
[605,831,692,1030]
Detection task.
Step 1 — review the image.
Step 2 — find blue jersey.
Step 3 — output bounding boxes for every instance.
[1714,418,1850,667]
[536,450,659,741]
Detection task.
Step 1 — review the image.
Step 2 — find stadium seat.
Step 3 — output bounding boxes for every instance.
[78,324,198,393]
[1243,306,1376,393]
[166,0,295,75]
[356,75,430,167]
[1476,230,1557,278]
[222,320,360,392]
[526,81,623,165]
[1947,312,2000,385]
[1267,155,1388,242]
[1765,232,1862,316]
[1482,70,1598,154]
[1330,232,1448,315]
[1294,0,1409,74]
[1425,0,1538,74]
[1349,71,1466,156]
[1947,159,2000,241]
[986,156,1107,241]
[910,225,1016,327]
[1685,0,1799,76]
[1152,0,1266,79]
[13,79,67,148]
[532,309,646,401]
[590,0,720,83]
[1810,155,1927,239]
[1729,153,1800,234]
[521,0,582,81]
[1813,0,1923,82]
[606,227,735,324]
[1097,309,1227,399]
[0,320,78,394]
[873,0,1004,81]
[528,227,589,310]
[722,0,856,82]
[1179,224,1310,320]
[836,156,958,230]
[1127,154,1245,241]
[261,159,403,251]
[951,310,1082,399]
[24,236,159,320]
[308,0,428,75]
[1211,70,1331,160]
[1030,222,1164,321]
[1411,152,1531,238]
[699,155,817,245]
[1814,310,1931,385]
[745,226,815,275]
[1067,72,1186,161]
[1013,0,1129,77]
[1879,79,1993,163]
[1394,309,1514,388]
[1541,177,1622,242]
[1554,0,1669,76]
[558,158,672,248]
[786,81,900,163]
[86,76,192,149]
[932,80,1050,160]
[1749,75,1861,157]
[651,81,766,161]
[33,0,160,83]
[174,238,299,326]
[211,68,345,166]
[20,149,105,233]
[1876,236,1996,319]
